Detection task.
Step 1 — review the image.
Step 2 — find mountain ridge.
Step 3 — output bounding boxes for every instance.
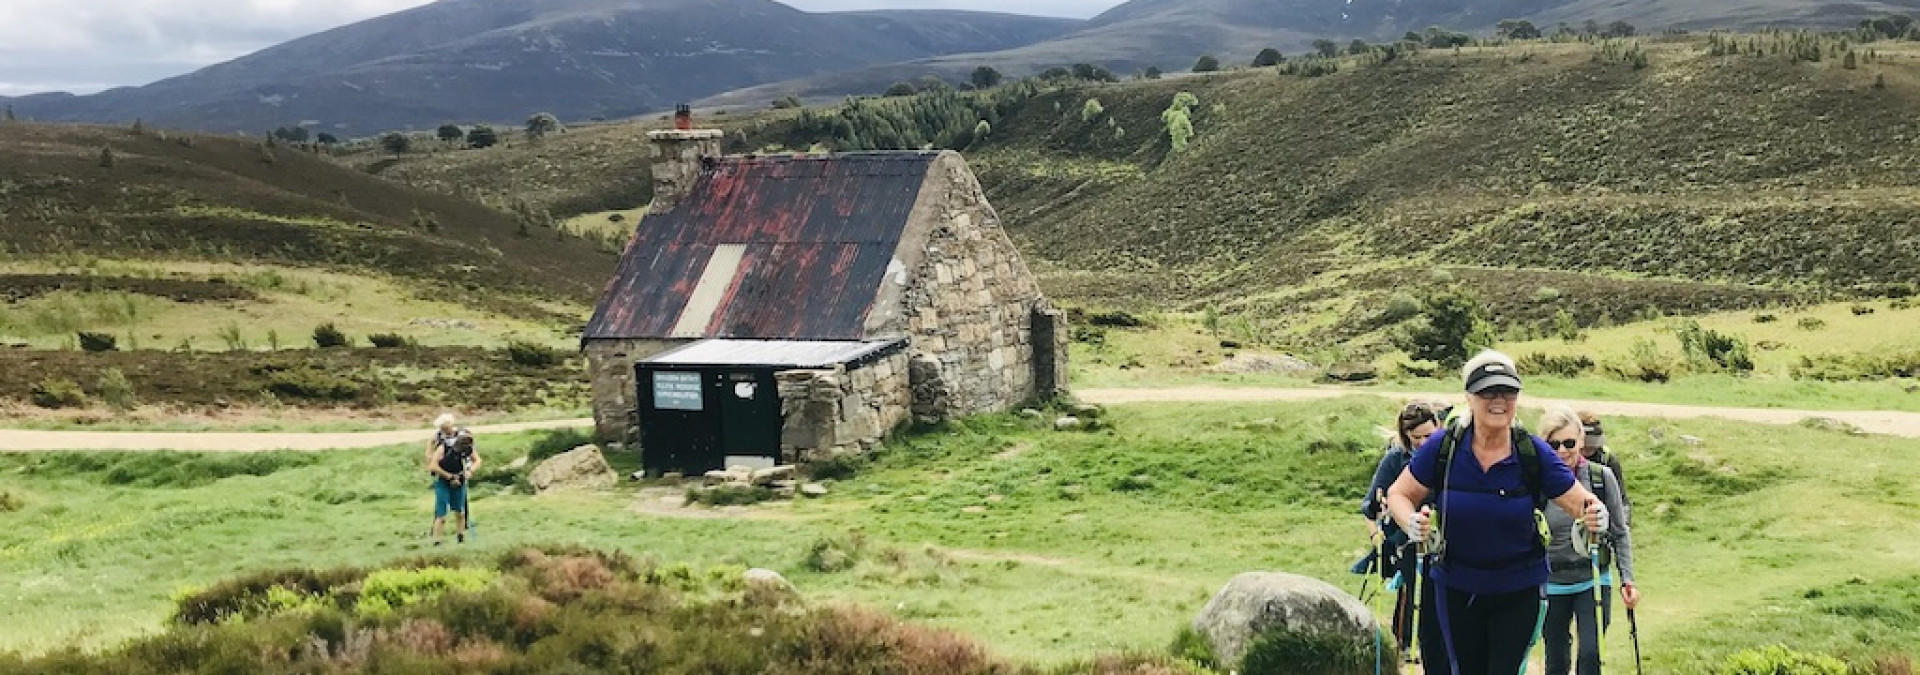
[0,0,1080,134]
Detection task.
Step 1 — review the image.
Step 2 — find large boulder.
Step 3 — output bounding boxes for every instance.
[528,445,618,492]
[1192,571,1377,668]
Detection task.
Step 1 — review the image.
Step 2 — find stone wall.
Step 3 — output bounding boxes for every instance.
[583,338,684,442]
[876,152,1069,420]
[776,351,911,463]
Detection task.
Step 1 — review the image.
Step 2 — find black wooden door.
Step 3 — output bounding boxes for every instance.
[638,367,720,475]
[718,371,781,462]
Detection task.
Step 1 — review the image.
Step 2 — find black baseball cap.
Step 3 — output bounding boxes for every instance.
[1465,361,1523,394]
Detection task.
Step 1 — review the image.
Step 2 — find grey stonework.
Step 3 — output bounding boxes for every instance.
[775,351,910,463]
[646,129,722,213]
[584,338,683,442]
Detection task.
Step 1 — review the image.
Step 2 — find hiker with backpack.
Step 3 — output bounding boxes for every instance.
[427,428,481,546]
[1540,407,1637,675]
[1579,410,1632,631]
[1384,350,1610,675]
[1358,401,1443,656]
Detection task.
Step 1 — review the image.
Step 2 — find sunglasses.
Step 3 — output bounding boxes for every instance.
[1472,388,1519,401]
[1549,438,1579,451]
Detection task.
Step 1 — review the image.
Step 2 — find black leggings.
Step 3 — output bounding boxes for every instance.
[1543,591,1601,675]
[1419,580,1544,675]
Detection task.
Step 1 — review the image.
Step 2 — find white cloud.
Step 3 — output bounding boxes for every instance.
[0,0,1115,95]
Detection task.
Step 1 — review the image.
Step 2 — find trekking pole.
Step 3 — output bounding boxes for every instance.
[1628,608,1644,675]
[1588,499,1605,667]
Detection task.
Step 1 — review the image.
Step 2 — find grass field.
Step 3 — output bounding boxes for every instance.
[0,261,585,352]
[1506,298,1920,376]
[4,400,1916,671]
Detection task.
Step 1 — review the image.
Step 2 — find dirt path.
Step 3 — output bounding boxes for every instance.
[0,418,591,452]
[5,387,1917,451]
[1077,387,1920,438]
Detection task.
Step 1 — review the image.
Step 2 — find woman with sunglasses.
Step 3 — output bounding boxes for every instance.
[1358,402,1443,655]
[1539,406,1637,675]
[1385,350,1609,674]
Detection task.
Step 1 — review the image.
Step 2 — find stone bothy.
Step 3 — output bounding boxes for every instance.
[583,132,1068,474]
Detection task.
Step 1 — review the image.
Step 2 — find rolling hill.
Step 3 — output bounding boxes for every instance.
[387,31,1920,358]
[701,0,1920,106]
[0,0,1080,135]
[0,121,616,313]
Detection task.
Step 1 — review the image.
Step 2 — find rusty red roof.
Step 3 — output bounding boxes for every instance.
[584,152,939,341]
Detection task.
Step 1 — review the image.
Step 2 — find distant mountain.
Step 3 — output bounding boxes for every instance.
[700,0,1920,106]
[0,0,1079,134]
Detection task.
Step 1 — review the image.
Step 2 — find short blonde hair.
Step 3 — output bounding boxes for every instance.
[1537,406,1583,440]
[434,413,457,430]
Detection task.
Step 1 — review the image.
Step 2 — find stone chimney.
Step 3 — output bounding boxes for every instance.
[648,105,722,214]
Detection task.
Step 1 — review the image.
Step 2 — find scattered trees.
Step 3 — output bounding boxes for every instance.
[1144,66,1164,79]
[466,125,499,149]
[1348,39,1372,55]
[1252,48,1285,67]
[524,112,561,140]
[380,132,411,154]
[771,95,802,110]
[970,66,1003,89]
[1193,55,1221,72]
[1070,63,1116,82]
[1861,13,1917,39]
[437,123,465,146]
[1312,39,1340,58]
[1497,19,1542,40]
[885,82,918,97]
[315,132,339,145]
[270,126,309,143]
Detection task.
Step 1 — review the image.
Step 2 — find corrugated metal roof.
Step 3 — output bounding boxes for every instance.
[585,152,939,340]
[641,339,905,368]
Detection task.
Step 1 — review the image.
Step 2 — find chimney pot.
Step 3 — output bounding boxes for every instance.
[674,104,693,131]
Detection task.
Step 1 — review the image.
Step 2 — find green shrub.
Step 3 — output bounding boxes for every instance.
[77,331,117,352]
[1238,627,1384,675]
[311,323,349,348]
[30,377,87,408]
[804,530,869,573]
[264,366,360,401]
[1606,339,1676,383]
[1852,304,1877,316]
[1519,353,1596,377]
[367,332,414,348]
[506,340,560,367]
[0,491,22,512]
[1754,313,1779,323]
[1675,320,1754,373]
[1382,293,1422,322]
[1715,645,1848,675]
[172,567,367,625]
[1394,288,1495,369]
[1553,308,1584,342]
[96,368,138,412]
[357,566,498,617]
[1168,625,1218,668]
[1798,317,1828,331]
[1790,350,1920,381]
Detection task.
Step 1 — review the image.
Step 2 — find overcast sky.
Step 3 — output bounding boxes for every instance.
[0,0,1118,97]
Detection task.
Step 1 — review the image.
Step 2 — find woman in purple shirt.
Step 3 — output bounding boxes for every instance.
[1385,350,1609,674]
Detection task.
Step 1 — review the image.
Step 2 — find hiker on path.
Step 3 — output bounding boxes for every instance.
[1540,406,1637,675]
[1578,410,1632,631]
[1385,350,1609,675]
[1359,402,1442,654]
[428,413,463,467]
[427,428,481,545]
